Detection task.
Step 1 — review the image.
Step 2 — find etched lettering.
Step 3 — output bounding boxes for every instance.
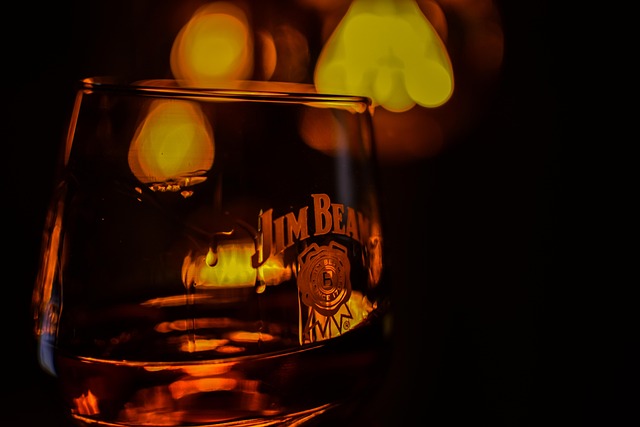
[285,208,309,245]
[313,193,332,235]
[254,193,371,266]
[331,203,345,235]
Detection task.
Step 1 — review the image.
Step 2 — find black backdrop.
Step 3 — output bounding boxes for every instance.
[4,1,628,426]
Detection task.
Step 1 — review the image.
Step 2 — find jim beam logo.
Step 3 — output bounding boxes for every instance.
[298,241,353,344]
[251,193,373,344]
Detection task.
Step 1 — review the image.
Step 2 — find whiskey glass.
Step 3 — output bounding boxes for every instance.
[32,77,390,426]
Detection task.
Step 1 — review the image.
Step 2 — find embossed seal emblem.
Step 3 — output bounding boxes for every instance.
[297,241,351,316]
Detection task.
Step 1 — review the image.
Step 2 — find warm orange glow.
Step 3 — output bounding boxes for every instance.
[227,331,275,343]
[346,291,375,322]
[145,361,236,379]
[72,390,100,416]
[298,107,348,155]
[260,24,310,83]
[128,99,214,191]
[373,107,445,161]
[180,338,237,353]
[256,30,277,80]
[182,242,291,289]
[298,101,372,156]
[33,196,66,376]
[367,233,384,287]
[315,0,454,112]
[153,317,246,333]
[142,293,216,308]
[170,2,253,86]
[150,324,277,354]
[216,344,250,354]
[170,376,238,400]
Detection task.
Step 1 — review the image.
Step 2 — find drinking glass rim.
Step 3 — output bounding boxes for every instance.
[80,76,372,112]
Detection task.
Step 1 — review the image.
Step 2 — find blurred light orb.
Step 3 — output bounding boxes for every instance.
[307,0,504,162]
[315,0,454,112]
[171,1,253,86]
[128,99,214,186]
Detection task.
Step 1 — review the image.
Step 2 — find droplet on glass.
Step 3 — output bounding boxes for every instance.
[205,247,218,267]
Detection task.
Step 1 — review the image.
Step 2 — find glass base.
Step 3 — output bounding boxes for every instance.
[69,402,350,426]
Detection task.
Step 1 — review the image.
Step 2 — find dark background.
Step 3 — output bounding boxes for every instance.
[3,1,629,426]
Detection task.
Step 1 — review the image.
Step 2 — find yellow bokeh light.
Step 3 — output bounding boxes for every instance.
[315,0,454,112]
[128,99,214,187]
[182,242,291,289]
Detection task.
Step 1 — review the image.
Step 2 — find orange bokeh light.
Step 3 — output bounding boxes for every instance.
[170,2,253,86]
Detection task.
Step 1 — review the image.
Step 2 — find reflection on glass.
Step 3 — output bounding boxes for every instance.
[128,99,214,191]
